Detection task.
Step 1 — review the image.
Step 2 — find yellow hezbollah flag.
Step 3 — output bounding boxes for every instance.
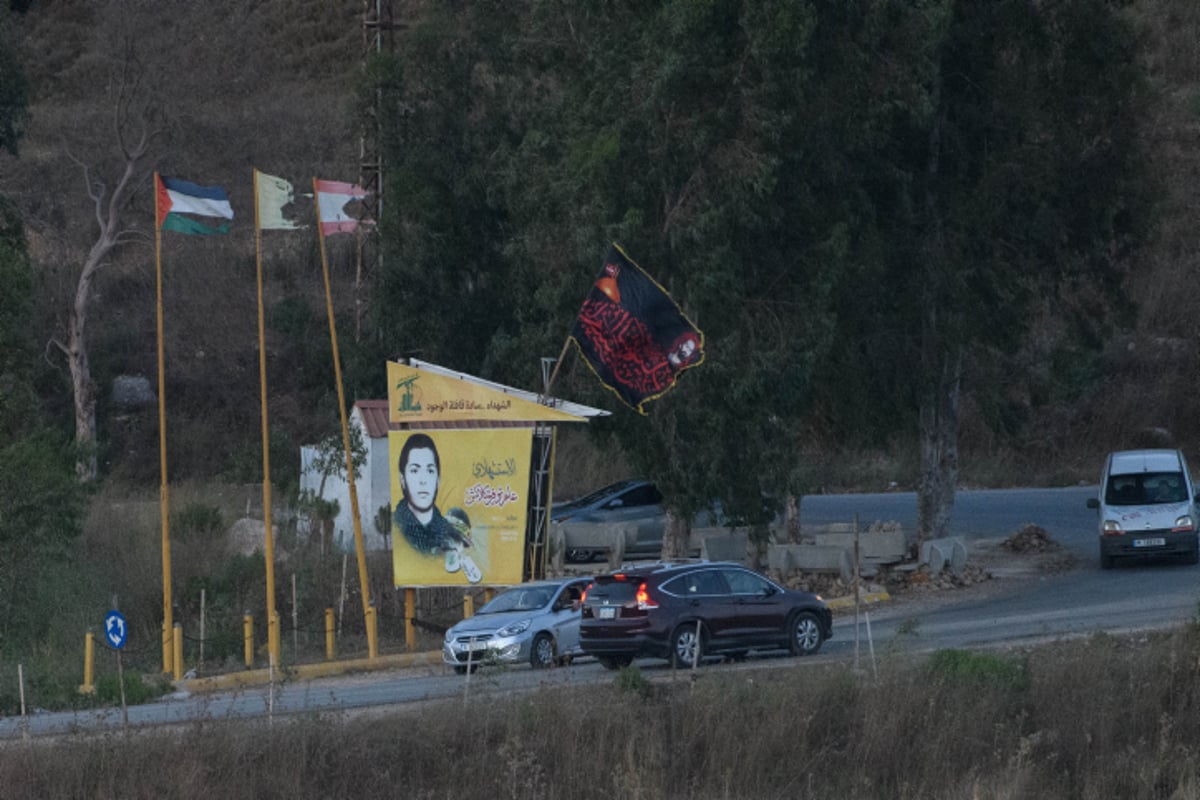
[387,361,586,424]
[390,428,531,587]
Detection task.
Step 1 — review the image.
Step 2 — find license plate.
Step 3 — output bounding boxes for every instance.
[598,607,616,620]
[1133,537,1166,548]
[458,639,488,652]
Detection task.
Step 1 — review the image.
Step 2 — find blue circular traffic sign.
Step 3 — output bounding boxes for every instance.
[104,610,128,649]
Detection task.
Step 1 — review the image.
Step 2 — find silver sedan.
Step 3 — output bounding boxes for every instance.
[443,577,593,672]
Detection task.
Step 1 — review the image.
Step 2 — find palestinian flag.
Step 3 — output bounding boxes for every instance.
[155,173,233,235]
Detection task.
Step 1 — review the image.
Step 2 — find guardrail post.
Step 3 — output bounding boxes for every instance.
[243,613,254,668]
[172,623,183,681]
[405,588,416,652]
[366,603,378,661]
[325,607,335,660]
[79,631,96,694]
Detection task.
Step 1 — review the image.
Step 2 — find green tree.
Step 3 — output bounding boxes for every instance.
[817,0,1152,542]
[0,175,84,648]
[0,13,28,156]
[368,0,1152,552]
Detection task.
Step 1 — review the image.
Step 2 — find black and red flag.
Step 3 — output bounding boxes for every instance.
[570,244,705,414]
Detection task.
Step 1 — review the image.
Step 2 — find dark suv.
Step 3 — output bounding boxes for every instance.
[580,560,832,669]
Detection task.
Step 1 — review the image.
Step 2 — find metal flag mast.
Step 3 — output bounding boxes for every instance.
[313,178,376,660]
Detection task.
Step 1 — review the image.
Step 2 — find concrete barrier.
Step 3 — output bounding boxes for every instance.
[920,536,967,575]
[811,529,908,564]
[699,530,749,562]
[766,543,854,580]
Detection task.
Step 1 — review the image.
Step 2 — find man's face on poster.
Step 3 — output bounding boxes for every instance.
[403,447,439,513]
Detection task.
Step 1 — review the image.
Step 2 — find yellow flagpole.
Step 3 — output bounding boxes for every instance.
[154,171,174,675]
[254,169,280,666]
[313,179,373,630]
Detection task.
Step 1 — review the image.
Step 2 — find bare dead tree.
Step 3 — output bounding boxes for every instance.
[50,49,164,482]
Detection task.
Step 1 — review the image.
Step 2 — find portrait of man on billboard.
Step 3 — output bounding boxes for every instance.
[390,428,531,587]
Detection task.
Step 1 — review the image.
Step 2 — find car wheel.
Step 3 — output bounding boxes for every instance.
[789,612,824,656]
[530,632,556,669]
[598,656,632,670]
[671,622,704,668]
[453,664,478,675]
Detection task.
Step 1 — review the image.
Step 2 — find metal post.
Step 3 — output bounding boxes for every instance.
[244,613,254,668]
[172,623,183,681]
[366,604,378,661]
[405,588,416,652]
[80,631,96,694]
[325,607,336,660]
[199,589,206,671]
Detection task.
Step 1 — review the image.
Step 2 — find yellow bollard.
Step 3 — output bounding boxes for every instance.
[162,620,173,675]
[172,623,183,681]
[405,588,416,652]
[463,593,475,619]
[79,631,96,694]
[366,605,378,661]
[269,612,280,667]
[325,607,335,660]
[243,613,254,668]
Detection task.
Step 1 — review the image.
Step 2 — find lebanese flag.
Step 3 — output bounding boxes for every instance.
[315,178,372,235]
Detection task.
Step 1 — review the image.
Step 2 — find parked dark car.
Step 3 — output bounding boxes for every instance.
[551,480,665,562]
[579,560,832,669]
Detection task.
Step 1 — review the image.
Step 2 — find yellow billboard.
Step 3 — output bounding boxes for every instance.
[387,361,587,424]
[390,428,532,587]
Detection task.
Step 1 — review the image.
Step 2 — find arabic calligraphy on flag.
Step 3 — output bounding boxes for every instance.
[570,244,705,414]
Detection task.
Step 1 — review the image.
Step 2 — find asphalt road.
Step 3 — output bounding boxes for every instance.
[6,484,1200,740]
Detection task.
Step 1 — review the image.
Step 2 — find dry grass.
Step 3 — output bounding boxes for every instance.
[6,629,1200,798]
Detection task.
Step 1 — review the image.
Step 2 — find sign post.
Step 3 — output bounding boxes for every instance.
[104,610,129,727]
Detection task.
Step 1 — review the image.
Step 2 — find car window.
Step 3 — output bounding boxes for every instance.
[556,481,636,512]
[480,586,552,613]
[722,569,773,595]
[619,485,664,507]
[666,569,730,596]
[556,582,586,609]
[1106,471,1188,505]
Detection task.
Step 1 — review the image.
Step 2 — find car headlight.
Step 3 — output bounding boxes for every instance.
[1174,515,1195,532]
[496,619,531,638]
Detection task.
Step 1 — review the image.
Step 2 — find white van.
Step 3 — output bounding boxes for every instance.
[1086,449,1200,569]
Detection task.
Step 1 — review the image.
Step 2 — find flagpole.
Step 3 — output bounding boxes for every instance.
[254,170,280,667]
[542,336,574,402]
[154,171,174,675]
[313,179,373,632]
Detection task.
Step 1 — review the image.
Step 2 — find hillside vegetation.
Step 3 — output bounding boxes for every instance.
[1,0,1200,709]
[0,0,1194,494]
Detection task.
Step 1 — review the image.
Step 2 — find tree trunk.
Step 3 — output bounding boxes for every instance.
[68,262,98,481]
[661,510,690,559]
[57,64,157,482]
[784,494,801,543]
[916,346,962,547]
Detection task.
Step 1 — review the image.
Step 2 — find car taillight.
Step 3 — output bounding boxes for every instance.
[636,582,658,610]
